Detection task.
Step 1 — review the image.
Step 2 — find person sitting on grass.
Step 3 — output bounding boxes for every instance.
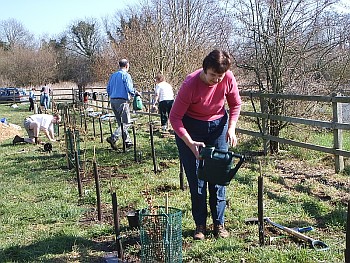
[13,113,61,145]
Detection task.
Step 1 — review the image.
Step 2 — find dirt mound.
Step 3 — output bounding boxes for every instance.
[0,122,22,142]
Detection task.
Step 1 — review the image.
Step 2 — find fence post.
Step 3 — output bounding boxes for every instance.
[332,93,344,173]
[101,93,105,113]
[346,202,350,263]
[72,88,75,105]
[148,91,152,123]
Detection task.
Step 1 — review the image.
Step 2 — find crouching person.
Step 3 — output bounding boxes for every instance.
[13,113,61,145]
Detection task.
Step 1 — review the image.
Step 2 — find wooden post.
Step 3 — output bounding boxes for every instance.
[72,106,77,128]
[148,91,152,123]
[111,192,123,259]
[84,112,87,132]
[332,93,344,173]
[120,120,126,153]
[150,122,158,173]
[98,117,103,143]
[72,87,75,105]
[56,122,60,138]
[93,151,102,221]
[63,116,71,169]
[179,160,185,190]
[258,161,264,246]
[346,202,350,263]
[92,117,96,137]
[74,150,82,197]
[108,117,113,136]
[132,125,137,162]
[72,129,82,197]
[101,93,105,112]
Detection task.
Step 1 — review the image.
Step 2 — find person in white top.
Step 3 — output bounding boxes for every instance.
[152,73,174,131]
[12,113,61,145]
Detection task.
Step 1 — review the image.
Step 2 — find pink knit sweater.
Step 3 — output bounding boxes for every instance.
[170,69,241,138]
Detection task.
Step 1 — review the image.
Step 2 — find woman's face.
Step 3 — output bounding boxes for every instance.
[203,68,226,86]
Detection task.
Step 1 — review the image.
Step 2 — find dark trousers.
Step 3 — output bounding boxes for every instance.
[29,98,34,111]
[158,100,174,126]
[175,113,228,226]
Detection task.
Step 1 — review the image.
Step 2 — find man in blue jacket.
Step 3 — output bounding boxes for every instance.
[106,59,136,149]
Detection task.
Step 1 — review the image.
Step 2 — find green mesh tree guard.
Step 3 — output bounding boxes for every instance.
[140,206,182,263]
[65,128,80,169]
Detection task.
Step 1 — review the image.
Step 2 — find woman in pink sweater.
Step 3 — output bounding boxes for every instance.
[169,50,241,240]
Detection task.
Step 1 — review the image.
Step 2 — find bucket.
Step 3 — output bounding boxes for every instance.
[0,118,7,125]
[127,210,140,229]
[198,146,245,186]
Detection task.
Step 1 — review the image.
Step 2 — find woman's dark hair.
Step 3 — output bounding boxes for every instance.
[202,50,232,74]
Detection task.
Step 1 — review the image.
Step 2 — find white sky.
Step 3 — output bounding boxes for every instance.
[0,0,139,37]
[335,0,350,13]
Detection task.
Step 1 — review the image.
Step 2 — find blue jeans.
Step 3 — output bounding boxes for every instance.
[175,113,228,226]
[43,93,50,110]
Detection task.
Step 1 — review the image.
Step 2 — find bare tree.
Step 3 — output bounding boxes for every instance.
[0,45,57,86]
[231,0,344,153]
[318,12,350,88]
[102,0,233,90]
[0,18,34,48]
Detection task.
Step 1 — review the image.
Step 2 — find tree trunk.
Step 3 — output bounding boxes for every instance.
[269,119,280,154]
[269,98,281,154]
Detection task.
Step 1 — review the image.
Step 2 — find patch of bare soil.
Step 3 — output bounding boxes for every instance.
[273,158,350,206]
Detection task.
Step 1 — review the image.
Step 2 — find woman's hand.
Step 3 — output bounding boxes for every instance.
[188,141,206,159]
[226,127,238,147]
[181,134,205,159]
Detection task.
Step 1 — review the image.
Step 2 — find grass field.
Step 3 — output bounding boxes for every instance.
[0,102,348,262]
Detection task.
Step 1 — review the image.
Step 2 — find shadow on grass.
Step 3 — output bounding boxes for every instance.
[0,235,112,262]
[0,234,112,262]
[266,191,289,204]
[234,172,255,187]
[302,200,347,228]
[263,189,347,229]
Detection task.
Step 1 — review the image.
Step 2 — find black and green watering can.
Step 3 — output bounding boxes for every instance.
[198,146,245,186]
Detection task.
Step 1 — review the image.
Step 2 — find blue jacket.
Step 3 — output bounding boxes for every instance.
[106,69,135,100]
[29,90,35,100]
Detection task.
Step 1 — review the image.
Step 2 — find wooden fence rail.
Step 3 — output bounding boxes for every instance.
[48,88,349,173]
[239,91,350,172]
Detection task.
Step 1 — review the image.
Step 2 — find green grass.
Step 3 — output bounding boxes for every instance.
[0,102,348,262]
